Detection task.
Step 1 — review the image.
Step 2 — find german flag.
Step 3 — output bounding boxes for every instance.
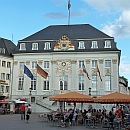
[37,64,48,79]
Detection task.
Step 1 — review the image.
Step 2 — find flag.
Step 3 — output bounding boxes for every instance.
[83,64,90,80]
[37,64,48,79]
[24,65,34,80]
[96,65,102,81]
[68,0,71,10]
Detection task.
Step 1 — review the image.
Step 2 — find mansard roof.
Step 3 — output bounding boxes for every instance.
[20,24,113,41]
[14,24,120,54]
[0,38,16,57]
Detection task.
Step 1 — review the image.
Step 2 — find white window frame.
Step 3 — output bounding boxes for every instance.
[92,76,97,91]
[32,43,38,50]
[79,60,84,68]
[32,61,37,69]
[18,76,24,90]
[0,48,5,54]
[6,86,9,93]
[92,60,97,68]
[91,41,98,48]
[19,62,24,70]
[78,41,85,49]
[44,42,51,50]
[78,75,84,90]
[44,61,49,68]
[105,75,111,91]
[105,41,111,48]
[105,60,111,67]
[43,77,49,90]
[31,77,36,90]
[1,85,4,93]
[59,76,68,90]
[1,73,5,80]
[2,61,6,67]
[7,62,11,68]
[20,43,26,50]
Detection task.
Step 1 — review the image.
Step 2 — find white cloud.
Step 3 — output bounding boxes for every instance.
[119,57,130,75]
[102,10,130,39]
[82,0,130,12]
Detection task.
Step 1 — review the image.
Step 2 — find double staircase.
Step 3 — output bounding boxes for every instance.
[36,90,71,111]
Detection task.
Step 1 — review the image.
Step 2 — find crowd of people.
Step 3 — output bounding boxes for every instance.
[47,105,130,129]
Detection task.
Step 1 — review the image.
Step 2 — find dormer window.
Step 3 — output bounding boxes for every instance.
[78,41,85,49]
[91,41,98,48]
[20,43,26,50]
[105,41,111,48]
[0,48,5,54]
[32,43,38,50]
[44,42,51,50]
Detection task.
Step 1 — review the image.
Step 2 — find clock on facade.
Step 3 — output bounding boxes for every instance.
[62,62,66,66]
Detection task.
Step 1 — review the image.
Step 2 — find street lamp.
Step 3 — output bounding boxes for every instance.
[89,87,91,96]
[29,88,32,104]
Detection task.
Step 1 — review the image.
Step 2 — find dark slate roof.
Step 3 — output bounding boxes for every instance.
[20,24,113,41]
[0,38,16,57]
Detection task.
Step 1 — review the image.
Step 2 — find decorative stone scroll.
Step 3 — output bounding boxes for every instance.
[98,59,104,64]
[105,68,111,75]
[13,61,18,65]
[38,60,43,65]
[26,61,30,65]
[85,59,90,64]
[112,59,117,64]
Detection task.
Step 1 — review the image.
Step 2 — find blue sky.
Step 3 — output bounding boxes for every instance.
[0,0,130,86]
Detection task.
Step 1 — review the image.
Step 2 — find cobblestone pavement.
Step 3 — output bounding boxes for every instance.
[0,113,118,130]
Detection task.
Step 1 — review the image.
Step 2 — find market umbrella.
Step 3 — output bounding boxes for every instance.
[49,91,94,110]
[94,92,130,104]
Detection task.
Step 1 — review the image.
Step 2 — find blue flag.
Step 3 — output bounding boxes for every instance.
[24,65,34,80]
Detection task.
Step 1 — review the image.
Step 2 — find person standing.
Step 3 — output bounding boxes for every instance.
[25,105,30,123]
[21,103,25,120]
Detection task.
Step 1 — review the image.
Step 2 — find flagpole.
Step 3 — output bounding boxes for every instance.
[68,0,71,25]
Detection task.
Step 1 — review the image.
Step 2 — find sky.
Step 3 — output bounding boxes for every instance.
[0,0,130,86]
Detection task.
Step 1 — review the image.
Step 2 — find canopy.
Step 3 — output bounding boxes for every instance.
[15,99,28,104]
[49,91,93,103]
[94,92,130,104]
[0,99,12,104]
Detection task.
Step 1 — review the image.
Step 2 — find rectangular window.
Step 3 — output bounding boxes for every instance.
[91,41,98,48]
[6,74,10,80]
[59,76,68,90]
[2,61,6,67]
[0,48,5,54]
[32,43,38,50]
[105,75,111,91]
[44,61,49,68]
[79,61,84,68]
[1,85,4,93]
[32,61,37,69]
[92,60,97,68]
[44,42,51,50]
[105,60,111,67]
[105,41,111,48]
[6,86,9,93]
[92,76,97,91]
[20,43,26,50]
[7,62,11,68]
[1,73,5,80]
[18,76,24,90]
[78,76,84,90]
[78,41,85,49]
[31,77,36,90]
[43,78,49,90]
[19,62,24,70]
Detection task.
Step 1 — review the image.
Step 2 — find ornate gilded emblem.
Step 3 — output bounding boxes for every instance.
[54,35,75,51]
